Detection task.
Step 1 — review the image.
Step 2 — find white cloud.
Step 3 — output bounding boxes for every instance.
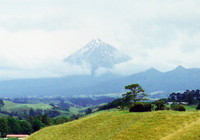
[0,58,91,80]
[0,0,200,79]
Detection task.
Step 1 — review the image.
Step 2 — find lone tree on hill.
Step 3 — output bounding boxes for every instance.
[123,84,148,103]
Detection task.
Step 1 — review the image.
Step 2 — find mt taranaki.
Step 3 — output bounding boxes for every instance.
[0,39,199,97]
[64,39,131,75]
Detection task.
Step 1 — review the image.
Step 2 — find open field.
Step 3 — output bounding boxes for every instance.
[26,110,200,140]
[184,105,196,110]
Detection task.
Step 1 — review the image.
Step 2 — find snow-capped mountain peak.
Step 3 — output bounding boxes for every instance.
[90,38,102,44]
[64,39,131,75]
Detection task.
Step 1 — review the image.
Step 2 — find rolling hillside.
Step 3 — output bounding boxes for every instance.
[26,110,200,140]
[1,100,52,112]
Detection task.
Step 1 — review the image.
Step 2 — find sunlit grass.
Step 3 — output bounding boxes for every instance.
[26,110,200,140]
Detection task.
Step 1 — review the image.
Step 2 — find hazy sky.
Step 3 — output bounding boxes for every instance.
[0,0,200,79]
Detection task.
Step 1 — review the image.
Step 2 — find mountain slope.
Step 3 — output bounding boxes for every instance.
[26,110,200,140]
[0,66,200,97]
[64,39,131,74]
[83,66,200,97]
[0,74,122,97]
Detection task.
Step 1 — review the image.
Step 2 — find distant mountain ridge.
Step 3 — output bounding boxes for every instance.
[64,39,131,74]
[0,66,200,98]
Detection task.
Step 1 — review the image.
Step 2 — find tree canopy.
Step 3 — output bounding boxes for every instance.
[123,84,148,103]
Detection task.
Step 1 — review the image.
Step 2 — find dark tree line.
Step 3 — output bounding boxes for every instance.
[0,117,33,137]
[98,83,188,112]
[98,98,124,110]
[0,99,4,112]
[0,114,70,138]
[168,89,200,104]
[0,108,62,119]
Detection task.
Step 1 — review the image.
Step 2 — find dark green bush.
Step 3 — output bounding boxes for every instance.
[129,102,152,112]
[171,104,186,111]
[170,102,178,109]
[165,106,170,110]
[155,101,165,110]
[143,103,152,112]
[196,103,200,110]
[129,102,143,112]
[98,98,124,111]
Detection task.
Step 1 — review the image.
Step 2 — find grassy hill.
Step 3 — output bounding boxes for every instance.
[1,100,90,118]
[26,110,200,140]
[2,100,52,112]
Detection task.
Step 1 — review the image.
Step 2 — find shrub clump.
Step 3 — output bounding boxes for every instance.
[171,104,186,111]
[155,101,165,110]
[129,102,152,112]
[196,103,200,110]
